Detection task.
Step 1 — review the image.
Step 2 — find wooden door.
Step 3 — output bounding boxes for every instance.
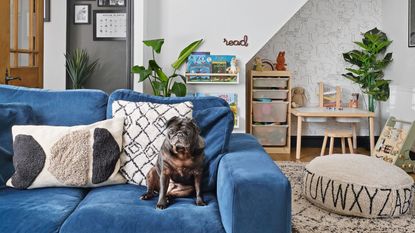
[0,0,44,87]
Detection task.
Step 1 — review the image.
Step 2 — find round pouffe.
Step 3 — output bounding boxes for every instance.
[303,154,414,218]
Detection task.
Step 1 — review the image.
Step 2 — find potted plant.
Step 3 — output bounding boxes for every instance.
[131,38,203,97]
[342,28,393,112]
[65,49,99,89]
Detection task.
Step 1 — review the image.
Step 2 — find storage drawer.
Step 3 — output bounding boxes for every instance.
[253,90,288,100]
[252,101,288,123]
[252,125,288,146]
[253,78,288,88]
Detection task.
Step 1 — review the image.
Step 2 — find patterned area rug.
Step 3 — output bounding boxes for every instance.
[277,161,415,233]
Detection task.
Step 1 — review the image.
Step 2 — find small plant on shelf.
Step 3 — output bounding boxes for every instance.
[131,38,203,97]
[65,49,99,89]
[342,27,393,112]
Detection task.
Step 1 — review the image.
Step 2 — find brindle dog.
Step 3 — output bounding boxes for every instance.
[140,116,206,209]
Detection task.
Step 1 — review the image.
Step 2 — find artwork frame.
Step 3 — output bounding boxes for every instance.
[409,0,415,47]
[97,0,126,7]
[73,4,91,25]
[93,10,127,41]
[44,0,51,22]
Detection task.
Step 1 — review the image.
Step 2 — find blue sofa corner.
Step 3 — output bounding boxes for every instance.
[0,85,291,233]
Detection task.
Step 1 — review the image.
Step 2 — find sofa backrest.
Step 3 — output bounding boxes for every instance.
[0,85,108,126]
[107,89,234,191]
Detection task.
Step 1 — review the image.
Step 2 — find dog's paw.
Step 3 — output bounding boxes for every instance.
[196,199,207,206]
[140,193,153,200]
[156,202,168,210]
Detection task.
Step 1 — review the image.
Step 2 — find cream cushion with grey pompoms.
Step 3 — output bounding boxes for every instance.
[7,118,126,189]
[303,154,414,218]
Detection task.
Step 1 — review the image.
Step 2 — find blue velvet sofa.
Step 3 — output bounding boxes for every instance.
[0,85,291,233]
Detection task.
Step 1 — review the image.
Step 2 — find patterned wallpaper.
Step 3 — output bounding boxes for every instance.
[250,0,382,136]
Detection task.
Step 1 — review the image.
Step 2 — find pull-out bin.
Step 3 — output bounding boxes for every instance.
[253,125,288,146]
[252,101,288,123]
[253,78,288,89]
[253,90,288,100]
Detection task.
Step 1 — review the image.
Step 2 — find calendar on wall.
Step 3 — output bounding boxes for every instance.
[93,10,127,41]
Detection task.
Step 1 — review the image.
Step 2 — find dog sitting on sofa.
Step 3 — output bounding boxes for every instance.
[140,116,206,209]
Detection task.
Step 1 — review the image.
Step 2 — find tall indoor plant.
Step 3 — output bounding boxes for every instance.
[65,49,99,89]
[342,28,393,112]
[131,38,203,97]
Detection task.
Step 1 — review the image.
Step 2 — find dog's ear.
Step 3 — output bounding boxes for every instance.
[166,116,180,128]
[190,118,200,135]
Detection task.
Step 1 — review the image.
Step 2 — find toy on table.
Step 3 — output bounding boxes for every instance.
[275,51,287,71]
[348,93,359,108]
[319,82,342,109]
[291,87,306,108]
[372,116,415,173]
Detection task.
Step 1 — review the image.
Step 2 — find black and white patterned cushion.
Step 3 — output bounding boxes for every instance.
[112,100,193,186]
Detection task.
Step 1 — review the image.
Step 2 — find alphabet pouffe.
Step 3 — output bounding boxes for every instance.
[303,154,414,218]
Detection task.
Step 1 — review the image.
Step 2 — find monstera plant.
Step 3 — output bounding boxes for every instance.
[132,39,203,97]
[342,28,393,112]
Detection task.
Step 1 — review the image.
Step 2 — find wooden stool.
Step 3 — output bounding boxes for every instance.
[320,129,354,156]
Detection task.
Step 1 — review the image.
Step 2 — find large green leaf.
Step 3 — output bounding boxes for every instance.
[148,60,161,71]
[171,39,203,69]
[156,69,169,82]
[171,82,187,97]
[131,65,152,82]
[131,65,145,73]
[147,60,168,82]
[143,39,165,53]
[170,73,187,83]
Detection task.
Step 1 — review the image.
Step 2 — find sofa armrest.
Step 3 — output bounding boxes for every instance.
[217,134,291,233]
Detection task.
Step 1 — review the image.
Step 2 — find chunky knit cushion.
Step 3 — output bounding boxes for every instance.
[7,118,126,189]
[303,154,414,218]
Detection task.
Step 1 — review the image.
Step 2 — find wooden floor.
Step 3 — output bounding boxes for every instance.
[269,147,370,162]
[270,147,415,179]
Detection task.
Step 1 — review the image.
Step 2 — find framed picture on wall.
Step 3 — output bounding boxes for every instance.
[410,0,415,47]
[74,4,91,24]
[93,10,127,41]
[97,0,126,7]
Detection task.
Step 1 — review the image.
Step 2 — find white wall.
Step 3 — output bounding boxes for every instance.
[43,0,67,90]
[379,0,415,130]
[252,0,383,136]
[133,0,145,92]
[382,0,415,87]
[139,0,308,132]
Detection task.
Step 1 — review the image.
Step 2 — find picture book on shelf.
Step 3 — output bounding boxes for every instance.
[192,92,239,128]
[210,55,237,82]
[187,52,211,82]
[186,54,238,83]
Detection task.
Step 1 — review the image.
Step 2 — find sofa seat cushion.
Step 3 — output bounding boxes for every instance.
[60,184,225,233]
[0,187,88,233]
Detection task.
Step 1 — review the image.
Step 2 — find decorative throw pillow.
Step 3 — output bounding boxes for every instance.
[6,118,126,189]
[112,100,193,186]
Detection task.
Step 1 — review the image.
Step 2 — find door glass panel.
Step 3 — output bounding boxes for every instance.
[18,54,29,66]
[18,0,30,50]
[10,0,37,68]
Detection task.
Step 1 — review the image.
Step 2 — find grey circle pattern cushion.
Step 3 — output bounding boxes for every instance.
[303,154,414,218]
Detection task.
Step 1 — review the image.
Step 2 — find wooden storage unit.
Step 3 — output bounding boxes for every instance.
[247,70,292,155]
